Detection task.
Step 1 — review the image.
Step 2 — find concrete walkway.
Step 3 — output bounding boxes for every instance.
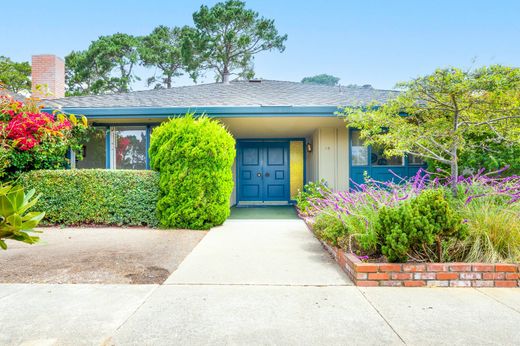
[1,219,519,345]
[164,219,349,285]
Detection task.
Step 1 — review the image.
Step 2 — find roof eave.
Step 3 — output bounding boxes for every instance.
[42,105,343,119]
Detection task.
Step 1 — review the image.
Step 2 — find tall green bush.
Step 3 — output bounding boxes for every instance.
[19,169,159,226]
[149,115,235,229]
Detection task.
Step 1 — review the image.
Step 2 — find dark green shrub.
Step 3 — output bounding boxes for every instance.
[376,189,467,262]
[149,115,235,230]
[19,169,159,226]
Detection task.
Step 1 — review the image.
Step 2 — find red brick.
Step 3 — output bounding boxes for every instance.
[355,273,368,280]
[31,55,65,99]
[368,273,390,280]
[505,273,519,280]
[495,281,518,288]
[472,280,495,287]
[402,264,426,272]
[450,280,472,287]
[426,280,449,287]
[436,272,459,280]
[427,264,449,272]
[483,272,505,280]
[356,264,378,273]
[414,272,436,280]
[379,264,401,272]
[404,280,426,287]
[495,264,517,272]
[449,263,472,272]
[460,272,482,280]
[391,273,413,280]
[357,280,379,287]
[337,251,346,267]
[472,264,494,272]
[380,280,403,287]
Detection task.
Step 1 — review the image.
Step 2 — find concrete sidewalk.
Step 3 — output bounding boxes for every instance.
[1,219,519,345]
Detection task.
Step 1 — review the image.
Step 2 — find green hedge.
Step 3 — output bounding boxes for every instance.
[19,169,159,226]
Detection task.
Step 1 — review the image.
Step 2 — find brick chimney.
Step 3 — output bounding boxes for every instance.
[31,55,65,99]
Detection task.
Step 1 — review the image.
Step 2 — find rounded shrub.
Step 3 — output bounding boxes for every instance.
[149,115,235,230]
[376,189,468,262]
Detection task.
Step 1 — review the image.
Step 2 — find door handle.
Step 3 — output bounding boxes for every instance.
[265,172,270,177]
[257,172,262,177]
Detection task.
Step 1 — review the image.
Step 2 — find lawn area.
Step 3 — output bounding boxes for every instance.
[0,228,206,284]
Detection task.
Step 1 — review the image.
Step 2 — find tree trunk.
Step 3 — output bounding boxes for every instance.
[222,64,230,84]
[436,236,443,262]
[450,95,460,196]
[450,149,458,196]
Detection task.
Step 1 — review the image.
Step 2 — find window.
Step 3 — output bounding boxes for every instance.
[371,144,404,166]
[113,126,147,170]
[408,154,426,165]
[76,127,106,169]
[351,130,368,166]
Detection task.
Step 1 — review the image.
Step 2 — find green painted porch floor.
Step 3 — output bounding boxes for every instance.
[229,206,299,220]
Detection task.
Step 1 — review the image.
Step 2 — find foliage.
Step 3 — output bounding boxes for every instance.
[192,0,287,82]
[149,115,235,229]
[0,56,31,94]
[447,197,520,263]
[0,90,89,180]
[427,129,520,176]
[340,66,520,194]
[300,168,519,263]
[313,212,347,247]
[139,25,199,89]
[295,179,329,215]
[301,74,340,86]
[376,189,467,262]
[0,184,44,250]
[19,169,159,226]
[65,33,141,95]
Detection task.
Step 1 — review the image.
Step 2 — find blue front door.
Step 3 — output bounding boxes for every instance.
[238,141,289,202]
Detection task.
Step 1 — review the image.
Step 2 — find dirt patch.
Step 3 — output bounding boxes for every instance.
[0,227,206,284]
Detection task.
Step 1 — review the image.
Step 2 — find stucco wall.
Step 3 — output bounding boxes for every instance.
[306,127,349,191]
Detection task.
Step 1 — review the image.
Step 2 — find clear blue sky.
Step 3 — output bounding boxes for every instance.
[3,0,520,90]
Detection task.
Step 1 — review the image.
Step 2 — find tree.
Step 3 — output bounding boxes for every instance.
[301,74,340,86]
[192,0,287,83]
[139,25,198,89]
[0,56,31,94]
[65,33,141,95]
[341,66,520,194]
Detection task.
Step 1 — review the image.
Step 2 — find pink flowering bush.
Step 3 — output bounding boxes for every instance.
[0,89,89,180]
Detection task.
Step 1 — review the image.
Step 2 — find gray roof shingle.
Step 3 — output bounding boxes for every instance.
[46,80,398,109]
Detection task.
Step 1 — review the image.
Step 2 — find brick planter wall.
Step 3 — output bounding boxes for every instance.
[318,235,519,288]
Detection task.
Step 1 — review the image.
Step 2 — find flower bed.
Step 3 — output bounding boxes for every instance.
[314,231,519,287]
[298,169,519,287]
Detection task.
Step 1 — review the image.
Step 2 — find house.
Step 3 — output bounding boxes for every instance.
[35,55,424,206]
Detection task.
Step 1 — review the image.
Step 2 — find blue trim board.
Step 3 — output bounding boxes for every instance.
[42,105,339,119]
[145,125,151,169]
[105,126,110,169]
